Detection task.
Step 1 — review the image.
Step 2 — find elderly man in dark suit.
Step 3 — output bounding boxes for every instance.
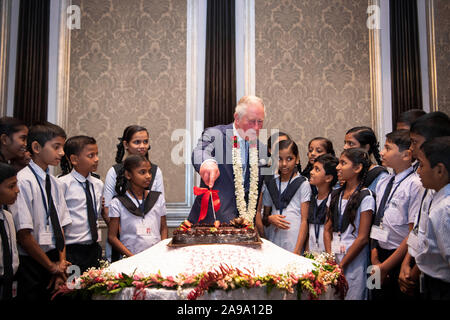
[188,96,268,224]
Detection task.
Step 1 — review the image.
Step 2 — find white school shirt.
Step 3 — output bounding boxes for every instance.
[327,191,375,300]
[415,184,450,282]
[367,166,389,194]
[109,191,166,255]
[262,174,311,252]
[9,160,72,255]
[407,188,435,258]
[327,192,375,251]
[375,166,424,250]
[58,169,104,245]
[0,209,19,277]
[103,165,164,208]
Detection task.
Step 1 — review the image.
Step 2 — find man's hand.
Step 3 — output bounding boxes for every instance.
[199,160,220,188]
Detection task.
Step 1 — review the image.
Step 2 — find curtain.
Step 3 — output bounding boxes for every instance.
[13,0,50,126]
[390,0,423,128]
[204,0,236,128]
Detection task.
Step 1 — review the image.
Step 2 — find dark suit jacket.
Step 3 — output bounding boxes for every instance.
[188,123,268,224]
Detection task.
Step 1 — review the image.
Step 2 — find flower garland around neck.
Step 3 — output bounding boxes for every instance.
[232,136,259,225]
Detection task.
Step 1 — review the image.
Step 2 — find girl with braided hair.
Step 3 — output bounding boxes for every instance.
[324,148,375,300]
[344,126,388,193]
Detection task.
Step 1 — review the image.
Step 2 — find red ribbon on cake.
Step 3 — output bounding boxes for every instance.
[193,186,220,222]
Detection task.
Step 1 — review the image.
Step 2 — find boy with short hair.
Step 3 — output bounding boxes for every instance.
[370,130,424,300]
[414,137,450,299]
[9,122,72,300]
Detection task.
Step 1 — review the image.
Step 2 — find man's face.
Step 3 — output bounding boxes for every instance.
[234,102,265,141]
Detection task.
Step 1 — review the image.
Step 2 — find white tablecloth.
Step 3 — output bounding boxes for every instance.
[96,238,339,300]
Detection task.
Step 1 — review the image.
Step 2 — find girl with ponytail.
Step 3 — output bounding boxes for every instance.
[108,155,167,258]
[324,148,375,300]
[344,126,388,193]
[103,125,165,262]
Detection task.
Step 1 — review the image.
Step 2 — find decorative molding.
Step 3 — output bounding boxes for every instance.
[0,0,11,116]
[368,0,384,145]
[426,0,438,111]
[243,0,255,97]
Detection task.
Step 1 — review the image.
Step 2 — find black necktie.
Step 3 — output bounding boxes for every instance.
[374,176,395,226]
[45,174,65,252]
[0,218,13,299]
[84,180,98,243]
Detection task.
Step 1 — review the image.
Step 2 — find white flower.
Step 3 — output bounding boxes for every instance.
[232,138,259,224]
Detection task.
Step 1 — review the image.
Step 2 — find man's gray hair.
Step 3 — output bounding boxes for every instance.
[234,95,266,119]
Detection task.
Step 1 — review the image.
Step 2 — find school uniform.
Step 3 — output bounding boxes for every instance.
[327,189,375,300]
[9,160,72,300]
[370,165,424,300]
[366,165,389,194]
[59,169,103,272]
[415,183,450,300]
[307,193,330,254]
[262,174,311,253]
[109,190,166,255]
[0,209,19,300]
[103,163,164,261]
[407,188,435,259]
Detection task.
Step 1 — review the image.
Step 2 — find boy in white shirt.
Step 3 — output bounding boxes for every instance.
[370,130,424,300]
[9,122,72,300]
[414,137,450,299]
[59,136,103,273]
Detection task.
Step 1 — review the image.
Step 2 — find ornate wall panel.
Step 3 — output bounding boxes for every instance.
[68,0,186,202]
[255,0,372,164]
[434,0,450,115]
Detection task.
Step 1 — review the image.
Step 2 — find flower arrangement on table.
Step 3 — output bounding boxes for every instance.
[53,252,348,300]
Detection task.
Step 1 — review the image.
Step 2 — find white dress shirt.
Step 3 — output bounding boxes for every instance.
[9,160,72,255]
[0,209,19,276]
[58,169,104,245]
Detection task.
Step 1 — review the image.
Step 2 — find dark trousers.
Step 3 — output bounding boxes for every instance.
[66,242,102,274]
[16,249,60,301]
[371,246,418,300]
[422,274,450,300]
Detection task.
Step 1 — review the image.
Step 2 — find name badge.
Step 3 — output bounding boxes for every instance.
[370,225,389,243]
[40,226,53,246]
[137,225,151,236]
[331,238,346,254]
[309,238,320,252]
[407,231,419,253]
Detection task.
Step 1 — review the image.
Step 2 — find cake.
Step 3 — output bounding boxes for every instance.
[171,218,260,246]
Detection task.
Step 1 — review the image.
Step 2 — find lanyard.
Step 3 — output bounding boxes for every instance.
[1,209,13,258]
[413,189,429,233]
[337,187,358,234]
[379,170,414,225]
[128,189,146,214]
[28,165,50,223]
[77,179,98,219]
[278,171,296,216]
[313,194,329,244]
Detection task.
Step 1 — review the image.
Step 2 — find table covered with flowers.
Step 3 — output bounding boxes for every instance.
[57,238,347,300]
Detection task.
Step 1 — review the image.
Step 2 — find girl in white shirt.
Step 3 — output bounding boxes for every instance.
[307,154,338,254]
[324,148,375,300]
[108,155,168,257]
[262,139,311,255]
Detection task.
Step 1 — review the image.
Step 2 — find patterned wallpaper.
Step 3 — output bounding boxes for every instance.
[68,0,187,202]
[435,0,450,115]
[255,0,372,165]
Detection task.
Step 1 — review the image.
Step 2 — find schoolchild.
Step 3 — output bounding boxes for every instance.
[307,154,338,254]
[108,155,168,257]
[324,148,375,300]
[9,122,72,300]
[262,139,311,254]
[59,136,103,273]
[396,109,426,131]
[0,163,20,300]
[301,137,335,180]
[0,117,28,164]
[344,126,388,193]
[413,137,450,300]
